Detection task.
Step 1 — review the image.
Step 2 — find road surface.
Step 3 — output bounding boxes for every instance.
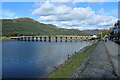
[72,41,117,78]
[104,40,119,77]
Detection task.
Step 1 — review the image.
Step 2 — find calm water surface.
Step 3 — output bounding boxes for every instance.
[2,40,92,78]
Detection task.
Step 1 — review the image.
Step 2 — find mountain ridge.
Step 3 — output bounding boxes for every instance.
[2,17,92,37]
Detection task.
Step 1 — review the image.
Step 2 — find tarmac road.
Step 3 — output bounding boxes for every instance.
[104,40,119,77]
[72,41,117,78]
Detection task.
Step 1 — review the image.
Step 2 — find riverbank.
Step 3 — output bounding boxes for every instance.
[48,41,97,78]
[0,37,16,41]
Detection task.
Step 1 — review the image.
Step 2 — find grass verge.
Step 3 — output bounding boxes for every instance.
[48,42,97,78]
[0,37,15,41]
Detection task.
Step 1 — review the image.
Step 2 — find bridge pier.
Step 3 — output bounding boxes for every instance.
[49,37,51,42]
[55,37,58,42]
[44,37,46,42]
[60,37,62,42]
[76,37,77,42]
[20,37,23,41]
[81,37,82,40]
[40,37,42,42]
[18,38,20,41]
[32,37,34,41]
[24,37,27,41]
[36,37,38,41]
[28,37,30,41]
[65,37,67,42]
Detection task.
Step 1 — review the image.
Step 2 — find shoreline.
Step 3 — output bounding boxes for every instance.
[48,41,97,78]
[49,45,90,72]
[0,38,16,42]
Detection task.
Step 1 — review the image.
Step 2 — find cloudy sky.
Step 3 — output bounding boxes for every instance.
[1,0,119,30]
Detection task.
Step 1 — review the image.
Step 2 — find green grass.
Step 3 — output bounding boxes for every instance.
[48,43,96,78]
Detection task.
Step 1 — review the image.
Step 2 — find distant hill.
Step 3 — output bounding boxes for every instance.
[2,18,90,37]
[83,29,100,35]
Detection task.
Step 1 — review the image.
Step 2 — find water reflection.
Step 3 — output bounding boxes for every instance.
[2,40,92,78]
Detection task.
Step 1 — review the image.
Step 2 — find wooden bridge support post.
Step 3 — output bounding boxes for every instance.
[18,38,20,41]
[21,37,23,41]
[24,37,27,41]
[28,37,30,41]
[55,37,58,42]
[44,37,46,42]
[40,37,42,42]
[65,37,67,42]
[60,37,62,42]
[49,37,51,42]
[32,37,34,41]
[76,37,77,42]
[36,37,38,41]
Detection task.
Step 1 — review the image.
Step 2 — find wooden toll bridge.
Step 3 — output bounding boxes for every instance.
[10,35,97,42]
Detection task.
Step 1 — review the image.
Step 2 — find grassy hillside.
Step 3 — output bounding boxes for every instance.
[2,18,90,37]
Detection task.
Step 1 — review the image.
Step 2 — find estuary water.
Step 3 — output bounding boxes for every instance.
[2,40,92,78]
